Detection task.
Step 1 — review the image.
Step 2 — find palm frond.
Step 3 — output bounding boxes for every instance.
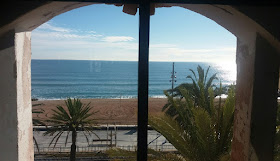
[149,114,192,160]
[192,107,216,160]
[32,108,45,126]
[48,131,63,147]
[33,136,40,153]
[53,131,64,148]
[189,69,198,82]
[205,73,218,91]
[204,66,210,86]
[65,131,71,147]
[197,65,205,85]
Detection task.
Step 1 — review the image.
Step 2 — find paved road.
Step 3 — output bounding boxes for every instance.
[35,156,135,161]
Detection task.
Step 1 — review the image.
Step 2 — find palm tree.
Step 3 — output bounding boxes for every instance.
[44,98,99,161]
[150,85,235,161]
[164,65,218,116]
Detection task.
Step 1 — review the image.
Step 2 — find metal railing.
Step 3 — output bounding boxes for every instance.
[34,144,177,154]
[34,156,136,161]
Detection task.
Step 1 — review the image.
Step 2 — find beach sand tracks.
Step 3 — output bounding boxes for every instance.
[32,98,167,125]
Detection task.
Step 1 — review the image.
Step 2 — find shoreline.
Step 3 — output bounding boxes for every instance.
[32,96,168,101]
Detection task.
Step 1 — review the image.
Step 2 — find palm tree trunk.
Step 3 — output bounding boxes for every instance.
[70,130,77,161]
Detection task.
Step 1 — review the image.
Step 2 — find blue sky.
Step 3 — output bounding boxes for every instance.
[31,4,236,63]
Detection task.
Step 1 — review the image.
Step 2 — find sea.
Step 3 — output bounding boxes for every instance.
[31,60,236,100]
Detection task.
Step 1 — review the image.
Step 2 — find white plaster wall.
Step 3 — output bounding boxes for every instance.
[15,32,33,161]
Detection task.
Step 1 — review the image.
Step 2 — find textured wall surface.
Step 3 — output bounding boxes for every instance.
[231,34,257,161]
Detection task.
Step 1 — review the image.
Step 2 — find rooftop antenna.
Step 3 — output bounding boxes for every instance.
[169,62,177,97]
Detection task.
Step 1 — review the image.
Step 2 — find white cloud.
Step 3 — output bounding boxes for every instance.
[88,31,97,34]
[33,22,103,41]
[35,22,102,40]
[37,22,72,32]
[102,36,135,42]
[32,31,101,40]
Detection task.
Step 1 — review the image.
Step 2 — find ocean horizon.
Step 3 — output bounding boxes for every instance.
[31,59,236,100]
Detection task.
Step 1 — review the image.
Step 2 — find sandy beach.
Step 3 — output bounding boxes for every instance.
[32,98,167,125]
